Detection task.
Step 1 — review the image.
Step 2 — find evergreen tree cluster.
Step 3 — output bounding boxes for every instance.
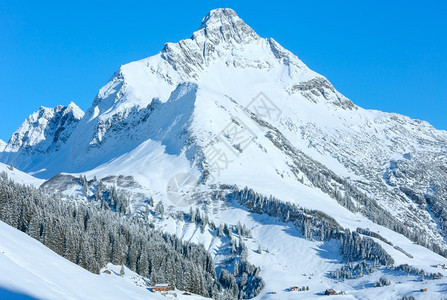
[217,232,264,299]
[392,245,413,258]
[96,182,130,215]
[340,229,394,265]
[228,259,264,299]
[187,207,213,234]
[395,264,442,280]
[0,173,224,298]
[374,276,391,287]
[177,206,264,299]
[332,260,377,280]
[401,296,416,300]
[356,228,393,246]
[227,187,394,266]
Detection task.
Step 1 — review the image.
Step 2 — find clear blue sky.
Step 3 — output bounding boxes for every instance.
[1,0,446,141]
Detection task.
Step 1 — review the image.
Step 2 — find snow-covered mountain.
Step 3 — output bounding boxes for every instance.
[1,102,84,173]
[5,102,84,152]
[1,8,447,299]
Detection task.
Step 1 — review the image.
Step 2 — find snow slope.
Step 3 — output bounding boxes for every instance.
[0,162,44,187]
[0,220,209,300]
[0,221,162,300]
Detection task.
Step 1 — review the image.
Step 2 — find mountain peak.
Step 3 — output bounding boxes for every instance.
[199,8,238,28]
[195,8,259,44]
[66,101,85,119]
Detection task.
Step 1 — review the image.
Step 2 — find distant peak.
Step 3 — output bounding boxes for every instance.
[37,102,84,119]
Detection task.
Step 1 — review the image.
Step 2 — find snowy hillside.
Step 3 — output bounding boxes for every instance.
[0,220,162,300]
[0,162,43,187]
[0,176,216,299]
[1,7,447,300]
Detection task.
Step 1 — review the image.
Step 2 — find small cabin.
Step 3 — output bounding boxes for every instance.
[151,284,171,292]
[420,288,427,292]
[324,289,336,295]
[290,286,299,291]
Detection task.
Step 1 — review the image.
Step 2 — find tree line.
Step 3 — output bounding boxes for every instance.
[0,172,229,298]
[227,187,394,266]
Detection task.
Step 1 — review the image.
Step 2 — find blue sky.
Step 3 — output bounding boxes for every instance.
[1,0,446,141]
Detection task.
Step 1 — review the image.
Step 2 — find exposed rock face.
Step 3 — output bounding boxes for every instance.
[3,102,83,154]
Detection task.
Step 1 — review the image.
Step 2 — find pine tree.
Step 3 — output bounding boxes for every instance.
[145,204,151,221]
